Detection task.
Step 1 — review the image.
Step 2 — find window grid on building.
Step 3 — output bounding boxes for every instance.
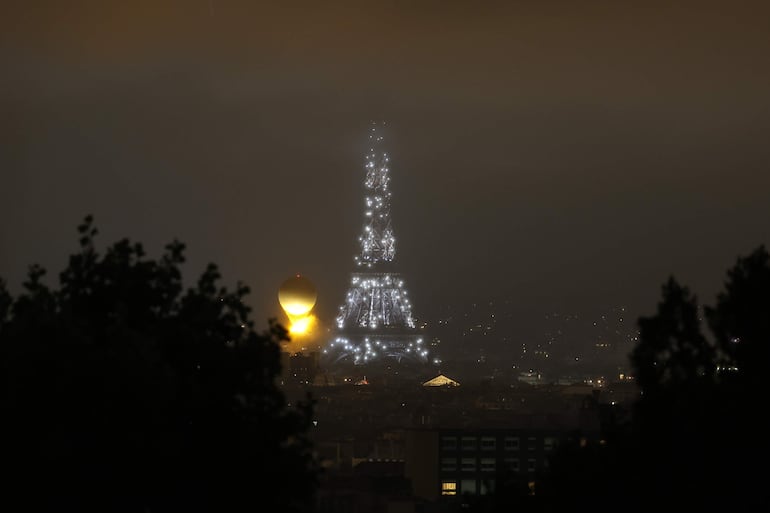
[504,457,519,472]
[441,436,457,451]
[441,457,457,472]
[504,436,520,451]
[480,458,496,472]
[480,436,496,451]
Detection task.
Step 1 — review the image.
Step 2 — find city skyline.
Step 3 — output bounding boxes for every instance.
[3,3,769,511]
[2,1,769,361]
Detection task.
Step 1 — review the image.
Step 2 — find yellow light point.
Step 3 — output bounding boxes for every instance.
[289,314,316,336]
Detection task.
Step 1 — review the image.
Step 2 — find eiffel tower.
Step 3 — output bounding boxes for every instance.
[326,124,428,366]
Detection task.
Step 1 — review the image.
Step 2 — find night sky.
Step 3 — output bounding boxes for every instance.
[2,1,769,347]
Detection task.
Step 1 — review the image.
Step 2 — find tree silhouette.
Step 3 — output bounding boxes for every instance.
[0,216,318,513]
[707,245,770,386]
[540,245,770,513]
[631,246,770,511]
[632,277,717,396]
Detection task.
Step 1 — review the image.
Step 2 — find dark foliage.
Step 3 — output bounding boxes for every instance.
[539,245,770,512]
[0,216,319,512]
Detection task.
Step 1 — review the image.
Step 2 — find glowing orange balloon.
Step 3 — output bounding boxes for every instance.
[278,275,317,317]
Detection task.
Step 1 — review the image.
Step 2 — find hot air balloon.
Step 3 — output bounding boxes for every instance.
[278,274,317,318]
[278,275,317,336]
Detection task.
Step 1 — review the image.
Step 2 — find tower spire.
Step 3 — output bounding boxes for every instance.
[356,122,396,267]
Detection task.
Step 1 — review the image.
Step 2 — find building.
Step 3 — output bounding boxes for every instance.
[422,374,460,387]
[403,390,602,505]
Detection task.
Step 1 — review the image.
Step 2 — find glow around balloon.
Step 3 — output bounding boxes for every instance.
[278,275,317,317]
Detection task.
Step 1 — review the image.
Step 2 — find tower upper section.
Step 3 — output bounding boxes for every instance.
[355,124,396,267]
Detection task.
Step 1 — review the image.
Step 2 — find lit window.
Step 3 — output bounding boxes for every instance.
[504,436,520,451]
[441,481,457,496]
[480,436,496,450]
[461,457,476,472]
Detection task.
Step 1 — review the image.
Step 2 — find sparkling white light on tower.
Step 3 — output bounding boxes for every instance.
[326,124,433,365]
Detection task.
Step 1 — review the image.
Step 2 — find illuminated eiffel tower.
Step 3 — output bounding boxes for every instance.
[326,124,429,366]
